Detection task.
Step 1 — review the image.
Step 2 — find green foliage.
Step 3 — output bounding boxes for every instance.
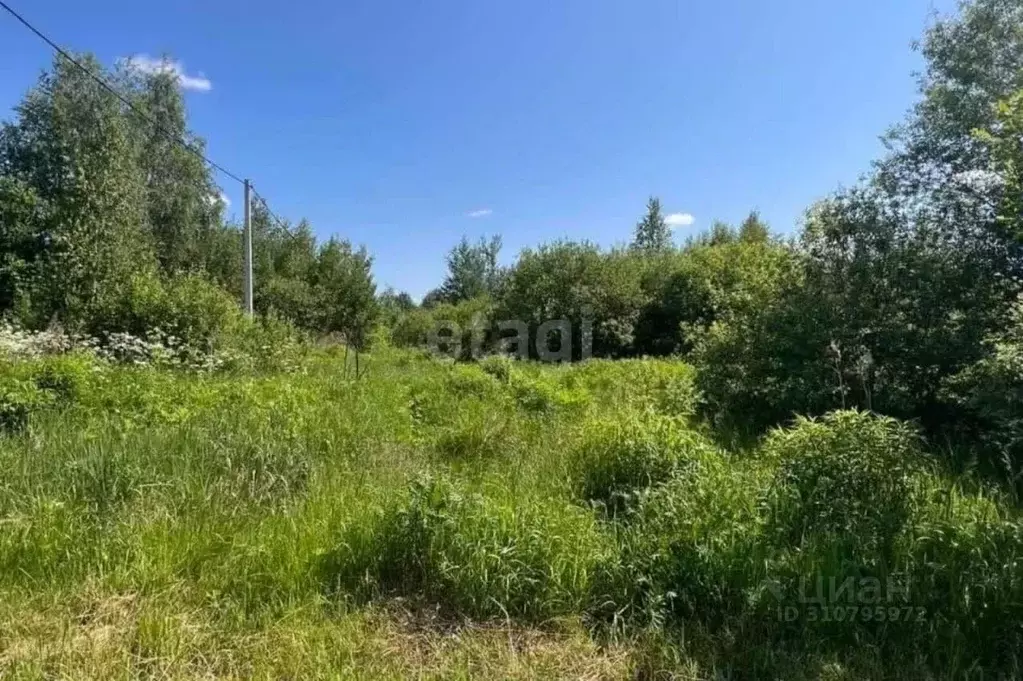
[222,312,308,374]
[478,353,514,383]
[507,369,588,415]
[389,305,437,349]
[906,510,1023,667]
[630,197,672,252]
[2,2,1023,676]
[574,412,715,519]
[99,272,242,350]
[689,184,1014,438]
[431,410,514,462]
[879,0,1023,200]
[0,353,95,431]
[66,447,142,514]
[560,359,700,418]
[0,54,155,328]
[671,0,1023,444]
[761,411,922,560]
[122,64,222,277]
[0,176,44,316]
[942,296,1023,488]
[496,241,648,358]
[391,296,494,358]
[438,235,504,304]
[326,475,606,621]
[738,210,771,243]
[0,346,1016,677]
[0,374,51,432]
[375,286,416,332]
[587,447,761,629]
[443,363,502,400]
[29,353,94,405]
[0,54,377,350]
[635,234,795,357]
[975,90,1023,246]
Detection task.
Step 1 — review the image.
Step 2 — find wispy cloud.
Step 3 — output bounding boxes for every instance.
[124,54,212,92]
[467,209,493,218]
[665,212,695,228]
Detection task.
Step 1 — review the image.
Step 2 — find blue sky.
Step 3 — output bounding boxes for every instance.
[0,0,955,298]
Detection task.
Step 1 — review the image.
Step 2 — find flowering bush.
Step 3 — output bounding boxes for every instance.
[0,320,305,374]
[0,324,77,359]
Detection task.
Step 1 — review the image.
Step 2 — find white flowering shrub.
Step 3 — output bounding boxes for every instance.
[0,313,305,375]
[0,324,77,359]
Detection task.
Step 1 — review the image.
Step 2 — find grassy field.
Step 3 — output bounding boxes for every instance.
[0,347,1020,680]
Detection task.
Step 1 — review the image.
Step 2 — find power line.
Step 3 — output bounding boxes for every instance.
[252,189,309,244]
[0,0,316,317]
[0,0,247,187]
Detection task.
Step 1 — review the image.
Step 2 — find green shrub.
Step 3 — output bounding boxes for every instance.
[562,359,700,417]
[29,353,94,405]
[443,364,500,399]
[574,412,716,518]
[478,354,513,383]
[327,475,606,620]
[0,355,92,431]
[158,274,243,349]
[633,238,793,357]
[0,375,51,432]
[507,370,588,415]
[761,410,922,560]
[390,306,436,349]
[220,312,307,374]
[587,451,764,628]
[94,272,243,352]
[941,297,1023,491]
[391,297,494,359]
[494,241,649,359]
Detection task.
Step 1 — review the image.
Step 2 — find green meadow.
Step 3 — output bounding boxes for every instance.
[0,348,1018,680]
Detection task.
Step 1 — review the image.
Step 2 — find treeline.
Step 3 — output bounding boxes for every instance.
[1,1,1021,487]
[386,0,1023,489]
[0,54,377,352]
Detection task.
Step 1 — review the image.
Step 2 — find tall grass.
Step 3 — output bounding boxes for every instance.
[0,349,1019,679]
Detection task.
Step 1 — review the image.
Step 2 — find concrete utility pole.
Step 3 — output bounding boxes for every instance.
[243,179,254,316]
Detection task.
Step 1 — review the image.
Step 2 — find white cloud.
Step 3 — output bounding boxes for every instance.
[467,209,493,218]
[124,54,212,92]
[218,192,231,208]
[665,212,695,228]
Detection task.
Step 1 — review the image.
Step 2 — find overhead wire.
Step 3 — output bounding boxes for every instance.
[1,0,307,253]
[252,189,309,243]
[0,0,247,187]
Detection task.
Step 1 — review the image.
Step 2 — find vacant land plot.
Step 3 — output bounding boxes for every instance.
[0,348,1019,680]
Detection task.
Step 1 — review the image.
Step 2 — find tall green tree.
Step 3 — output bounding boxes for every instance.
[634,233,793,357]
[975,89,1023,252]
[439,234,503,303]
[631,197,672,252]
[122,62,221,276]
[738,210,770,243]
[496,241,648,358]
[313,237,378,349]
[878,0,1023,200]
[694,0,1023,435]
[0,54,155,328]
